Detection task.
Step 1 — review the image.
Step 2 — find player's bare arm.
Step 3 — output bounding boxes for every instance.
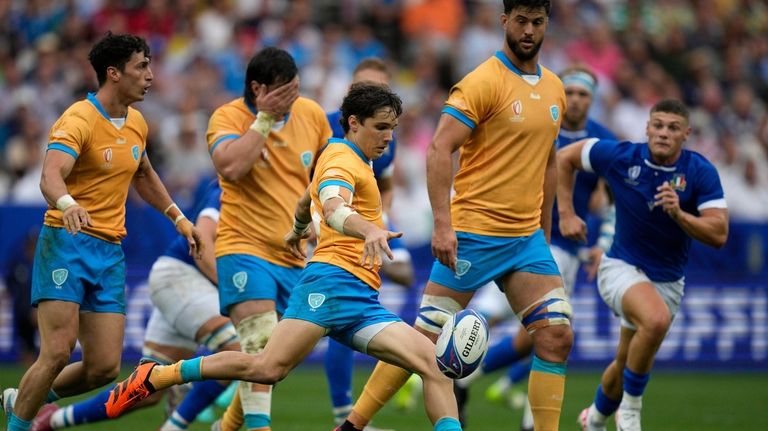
[40,149,92,235]
[194,214,218,283]
[540,141,557,243]
[284,187,313,259]
[132,154,203,258]
[426,113,471,272]
[654,182,729,248]
[555,138,589,243]
[211,77,299,181]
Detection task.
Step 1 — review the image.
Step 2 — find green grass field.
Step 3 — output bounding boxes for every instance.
[2,364,767,430]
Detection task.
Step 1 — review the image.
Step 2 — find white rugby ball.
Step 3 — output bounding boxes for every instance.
[435,309,489,379]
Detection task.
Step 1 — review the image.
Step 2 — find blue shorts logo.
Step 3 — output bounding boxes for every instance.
[52,268,68,288]
[308,293,326,310]
[300,151,313,168]
[233,271,248,293]
[131,145,140,161]
[455,259,472,278]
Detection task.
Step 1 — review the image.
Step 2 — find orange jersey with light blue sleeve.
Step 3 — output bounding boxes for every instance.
[44,93,148,243]
[207,97,331,267]
[310,138,383,290]
[443,51,565,237]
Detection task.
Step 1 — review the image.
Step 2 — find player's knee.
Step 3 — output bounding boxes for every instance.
[517,287,573,335]
[236,311,278,354]
[40,341,76,371]
[248,360,288,385]
[414,294,462,336]
[638,312,671,339]
[200,321,239,353]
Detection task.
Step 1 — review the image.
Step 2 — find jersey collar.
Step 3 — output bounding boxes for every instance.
[641,144,678,172]
[494,51,542,79]
[329,137,370,164]
[87,92,126,121]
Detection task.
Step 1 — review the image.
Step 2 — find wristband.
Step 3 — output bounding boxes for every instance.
[292,216,310,235]
[164,203,188,226]
[174,214,188,227]
[249,112,275,138]
[56,194,78,212]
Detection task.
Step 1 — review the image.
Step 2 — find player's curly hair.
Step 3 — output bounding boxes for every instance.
[88,32,150,87]
[339,83,402,134]
[503,0,551,16]
[243,47,298,104]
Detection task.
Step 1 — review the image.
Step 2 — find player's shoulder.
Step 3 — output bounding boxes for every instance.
[293,96,326,116]
[214,97,249,116]
[682,148,719,172]
[586,118,617,140]
[60,99,99,124]
[539,65,564,87]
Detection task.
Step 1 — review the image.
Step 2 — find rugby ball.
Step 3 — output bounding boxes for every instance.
[435,309,489,379]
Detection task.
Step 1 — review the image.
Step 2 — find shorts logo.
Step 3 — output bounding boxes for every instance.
[308,293,326,310]
[549,105,560,122]
[300,151,313,168]
[52,269,68,288]
[455,259,472,278]
[131,145,140,161]
[232,271,248,293]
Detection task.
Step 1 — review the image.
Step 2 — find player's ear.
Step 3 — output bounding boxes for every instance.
[349,115,359,133]
[107,66,120,82]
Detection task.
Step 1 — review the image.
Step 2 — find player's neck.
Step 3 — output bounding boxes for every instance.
[501,45,538,75]
[648,150,681,166]
[94,88,129,118]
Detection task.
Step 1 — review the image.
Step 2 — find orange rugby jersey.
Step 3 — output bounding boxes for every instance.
[44,93,148,243]
[443,51,565,237]
[207,97,331,267]
[310,138,383,290]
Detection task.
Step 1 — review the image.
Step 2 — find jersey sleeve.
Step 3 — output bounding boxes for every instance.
[582,139,625,176]
[47,111,92,159]
[442,73,493,130]
[207,107,243,155]
[316,151,356,195]
[693,159,727,211]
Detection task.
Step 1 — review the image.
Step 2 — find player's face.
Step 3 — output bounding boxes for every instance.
[563,86,592,127]
[351,107,398,160]
[352,69,389,86]
[116,51,152,103]
[646,112,691,164]
[502,8,548,62]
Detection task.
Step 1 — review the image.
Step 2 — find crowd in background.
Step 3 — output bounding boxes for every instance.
[1,0,767,245]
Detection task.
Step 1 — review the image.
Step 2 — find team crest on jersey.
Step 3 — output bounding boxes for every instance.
[670,173,687,191]
[233,271,248,293]
[131,145,140,161]
[308,293,326,310]
[454,259,472,278]
[509,100,524,123]
[52,268,68,288]
[625,165,641,186]
[549,105,560,122]
[300,151,313,168]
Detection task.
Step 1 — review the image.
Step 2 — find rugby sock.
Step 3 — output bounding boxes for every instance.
[483,335,521,373]
[8,413,31,431]
[45,389,61,404]
[527,355,566,431]
[433,417,462,431]
[622,367,650,408]
[351,362,411,428]
[325,338,354,419]
[507,358,532,385]
[160,380,228,430]
[50,386,111,428]
[592,385,621,421]
[219,390,244,431]
[236,313,277,431]
[149,358,203,389]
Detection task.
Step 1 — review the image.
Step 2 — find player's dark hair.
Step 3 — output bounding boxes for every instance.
[353,57,389,77]
[243,47,298,103]
[88,32,150,87]
[503,0,551,15]
[651,99,689,122]
[340,83,402,134]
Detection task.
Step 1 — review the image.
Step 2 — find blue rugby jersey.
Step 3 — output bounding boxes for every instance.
[551,119,617,255]
[582,139,726,281]
[163,182,222,266]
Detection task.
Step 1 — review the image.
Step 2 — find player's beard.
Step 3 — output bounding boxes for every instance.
[506,34,543,62]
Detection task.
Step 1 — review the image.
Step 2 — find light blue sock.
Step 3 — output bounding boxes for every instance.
[434,417,462,431]
[244,413,271,430]
[8,413,31,431]
[180,357,204,382]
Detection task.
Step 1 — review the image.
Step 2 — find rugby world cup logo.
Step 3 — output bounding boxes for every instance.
[104,148,113,162]
[52,268,68,289]
[308,293,326,310]
[233,271,248,293]
[625,165,641,185]
[455,259,472,278]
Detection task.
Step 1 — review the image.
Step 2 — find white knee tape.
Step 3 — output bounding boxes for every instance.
[237,311,278,354]
[140,346,174,365]
[201,322,239,352]
[415,294,462,334]
[516,287,573,334]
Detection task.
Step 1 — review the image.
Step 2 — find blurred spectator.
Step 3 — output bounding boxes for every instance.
[4,226,39,366]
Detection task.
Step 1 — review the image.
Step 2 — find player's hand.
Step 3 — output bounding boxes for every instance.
[256,77,300,119]
[432,222,458,272]
[583,246,604,282]
[284,228,311,260]
[62,205,92,235]
[559,213,587,243]
[654,181,682,219]
[176,218,203,259]
[360,229,403,270]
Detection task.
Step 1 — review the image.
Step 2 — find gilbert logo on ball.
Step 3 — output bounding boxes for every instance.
[435,309,489,379]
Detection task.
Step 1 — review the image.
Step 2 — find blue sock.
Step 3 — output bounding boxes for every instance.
[593,385,621,417]
[175,380,228,423]
[482,335,521,373]
[434,417,462,431]
[324,338,354,409]
[8,413,32,431]
[180,357,203,382]
[506,358,532,385]
[622,367,650,396]
[71,386,112,424]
